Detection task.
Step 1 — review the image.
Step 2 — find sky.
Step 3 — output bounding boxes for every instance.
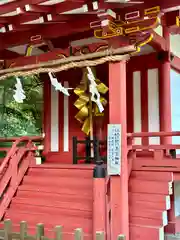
[171,69,180,145]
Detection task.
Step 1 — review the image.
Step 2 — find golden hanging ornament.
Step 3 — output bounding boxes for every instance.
[74,67,108,135]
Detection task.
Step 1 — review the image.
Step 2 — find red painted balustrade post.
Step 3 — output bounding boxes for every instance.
[109,61,129,240]
[10,151,18,186]
[93,163,106,240]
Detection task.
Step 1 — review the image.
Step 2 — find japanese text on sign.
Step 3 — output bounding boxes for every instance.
[107,124,121,176]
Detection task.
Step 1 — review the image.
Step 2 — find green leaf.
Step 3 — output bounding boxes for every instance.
[0,75,43,137]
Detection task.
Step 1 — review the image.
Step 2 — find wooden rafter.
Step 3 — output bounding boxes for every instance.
[0,17,95,50]
[0,0,179,28]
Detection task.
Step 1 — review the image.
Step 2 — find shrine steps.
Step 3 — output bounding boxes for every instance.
[129,170,174,240]
[2,164,94,239]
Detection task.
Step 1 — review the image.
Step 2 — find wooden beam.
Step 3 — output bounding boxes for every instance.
[114,1,180,16]
[24,4,51,13]
[149,31,167,51]
[0,49,20,59]
[0,2,90,26]
[128,131,180,138]
[0,6,24,17]
[5,48,70,68]
[44,13,92,23]
[9,14,42,25]
[0,0,74,14]
[0,0,86,17]
[0,2,20,15]
[165,10,180,28]
[132,144,180,150]
[4,41,107,67]
[0,17,8,24]
[0,16,96,50]
[54,2,87,14]
[132,159,180,172]
[0,1,180,21]
[171,55,180,74]
[128,52,160,71]
[131,171,173,181]
[5,23,38,32]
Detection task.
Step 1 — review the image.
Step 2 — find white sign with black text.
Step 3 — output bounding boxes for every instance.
[107,124,121,176]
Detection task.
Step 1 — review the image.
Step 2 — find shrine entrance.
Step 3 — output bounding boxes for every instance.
[42,64,109,164]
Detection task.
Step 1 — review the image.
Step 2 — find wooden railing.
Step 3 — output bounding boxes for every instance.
[128,131,180,138]
[0,136,43,158]
[0,220,126,240]
[127,131,180,157]
[128,131,180,141]
[72,136,106,164]
[0,136,42,220]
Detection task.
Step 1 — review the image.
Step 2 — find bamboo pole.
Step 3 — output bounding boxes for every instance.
[86,67,94,158]
[89,87,94,158]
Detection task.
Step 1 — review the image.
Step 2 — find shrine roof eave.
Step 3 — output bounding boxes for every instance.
[0,0,179,50]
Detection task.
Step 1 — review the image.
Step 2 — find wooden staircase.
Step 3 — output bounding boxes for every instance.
[1,162,178,240]
[129,170,174,240]
[2,133,180,239]
[3,165,94,240]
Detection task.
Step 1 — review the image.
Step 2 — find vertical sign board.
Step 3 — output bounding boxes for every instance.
[107,124,121,176]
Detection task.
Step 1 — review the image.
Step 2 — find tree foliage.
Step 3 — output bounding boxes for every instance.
[0,75,43,137]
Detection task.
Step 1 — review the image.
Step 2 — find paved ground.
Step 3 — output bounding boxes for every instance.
[165,234,180,240]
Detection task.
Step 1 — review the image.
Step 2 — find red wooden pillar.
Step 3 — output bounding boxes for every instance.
[43,75,51,155]
[93,165,106,240]
[159,26,172,144]
[109,61,129,240]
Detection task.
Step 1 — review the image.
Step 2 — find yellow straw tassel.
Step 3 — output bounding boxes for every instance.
[97,82,109,94]
[74,87,85,96]
[74,93,89,110]
[82,118,90,135]
[74,67,109,135]
[75,106,89,123]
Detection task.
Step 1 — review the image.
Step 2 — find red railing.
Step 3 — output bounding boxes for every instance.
[127,131,180,161]
[0,136,43,156]
[127,131,180,149]
[0,136,42,220]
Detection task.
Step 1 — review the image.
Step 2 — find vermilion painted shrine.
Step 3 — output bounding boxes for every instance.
[0,0,180,239]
